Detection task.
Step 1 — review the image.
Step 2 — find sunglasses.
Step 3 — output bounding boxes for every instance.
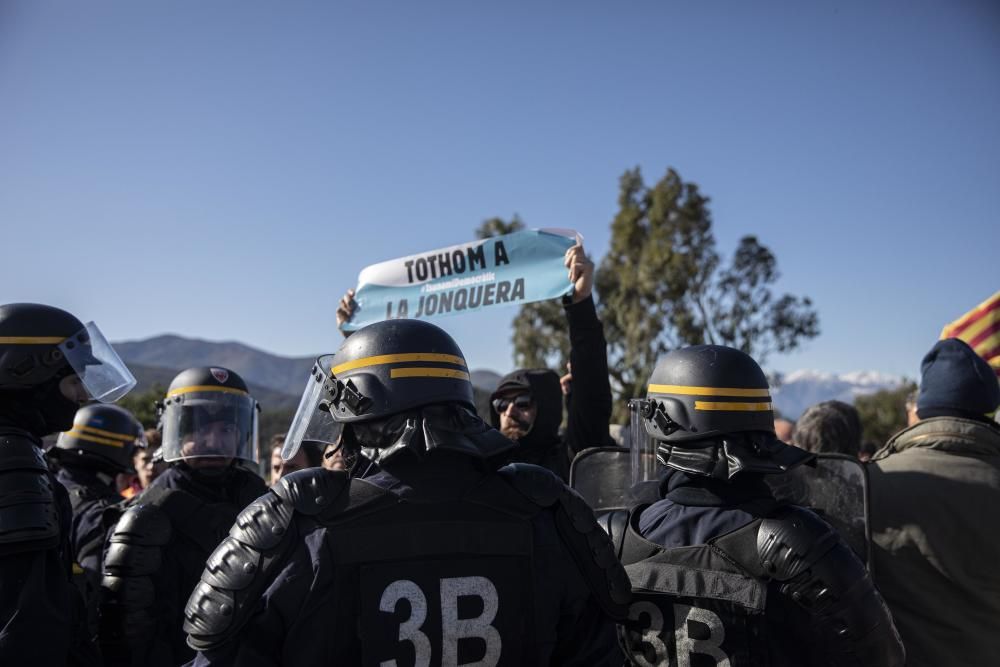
[492,395,534,413]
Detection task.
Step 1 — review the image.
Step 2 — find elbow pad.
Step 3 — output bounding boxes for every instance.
[758,506,905,667]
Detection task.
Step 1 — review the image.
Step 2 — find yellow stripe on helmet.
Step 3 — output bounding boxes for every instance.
[75,424,136,442]
[648,384,771,398]
[64,430,129,448]
[0,336,67,344]
[332,353,467,376]
[389,367,471,381]
[165,385,250,398]
[694,401,773,412]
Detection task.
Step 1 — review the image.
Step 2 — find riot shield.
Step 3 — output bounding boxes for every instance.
[765,453,871,567]
[569,446,632,513]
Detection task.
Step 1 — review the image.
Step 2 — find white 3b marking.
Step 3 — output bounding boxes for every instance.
[379,576,501,667]
[628,602,731,667]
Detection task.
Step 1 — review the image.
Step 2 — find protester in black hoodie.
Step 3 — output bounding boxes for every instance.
[487,243,613,481]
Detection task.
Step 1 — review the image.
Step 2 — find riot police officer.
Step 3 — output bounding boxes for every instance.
[615,345,904,666]
[0,302,136,665]
[49,403,145,632]
[184,319,631,665]
[100,366,267,667]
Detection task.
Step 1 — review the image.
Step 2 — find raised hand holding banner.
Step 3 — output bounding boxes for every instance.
[342,228,580,331]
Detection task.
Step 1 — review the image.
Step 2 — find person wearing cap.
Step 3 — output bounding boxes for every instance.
[0,302,136,665]
[869,338,1000,667]
[99,366,267,667]
[614,345,903,666]
[184,319,630,665]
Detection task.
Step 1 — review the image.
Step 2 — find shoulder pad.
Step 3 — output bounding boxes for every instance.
[101,503,173,641]
[186,473,349,651]
[0,432,48,472]
[497,462,564,507]
[110,504,172,545]
[596,509,628,559]
[553,485,632,619]
[103,504,172,577]
[0,446,60,554]
[271,467,351,517]
[757,505,839,581]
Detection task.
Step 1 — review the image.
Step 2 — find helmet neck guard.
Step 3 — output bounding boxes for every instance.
[347,404,516,466]
[657,431,814,480]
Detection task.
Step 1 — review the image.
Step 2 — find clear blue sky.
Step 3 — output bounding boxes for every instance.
[1,1,997,380]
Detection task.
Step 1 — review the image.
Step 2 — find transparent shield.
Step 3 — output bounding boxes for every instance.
[58,322,136,403]
[282,355,342,461]
[161,390,258,464]
[765,454,871,566]
[569,447,632,512]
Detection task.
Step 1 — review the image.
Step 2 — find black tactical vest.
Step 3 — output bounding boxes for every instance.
[185,463,630,664]
[617,500,818,667]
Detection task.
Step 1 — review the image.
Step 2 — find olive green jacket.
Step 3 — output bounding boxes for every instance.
[870,416,1000,667]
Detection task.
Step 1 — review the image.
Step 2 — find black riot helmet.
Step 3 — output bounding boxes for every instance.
[159,367,259,465]
[54,404,146,473]
[282,319,476,460]
[629,345,811,480]
[0,303,135,402]
[327,319,474,423]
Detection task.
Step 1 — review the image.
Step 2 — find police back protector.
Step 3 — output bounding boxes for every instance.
[185,464,630,665]
[618,500,783,667]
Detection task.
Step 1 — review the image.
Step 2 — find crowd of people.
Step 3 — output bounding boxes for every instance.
[1,248,997,666]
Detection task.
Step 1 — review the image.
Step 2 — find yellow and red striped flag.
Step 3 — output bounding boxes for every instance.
[941,290,1000,377]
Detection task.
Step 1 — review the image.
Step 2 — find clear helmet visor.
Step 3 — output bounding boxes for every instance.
[160,389,258,463]
[282,355,343,461]
[628,398,660,487]
[57,322,136,403]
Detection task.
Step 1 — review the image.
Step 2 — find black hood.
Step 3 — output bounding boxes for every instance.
[488,368,562,450]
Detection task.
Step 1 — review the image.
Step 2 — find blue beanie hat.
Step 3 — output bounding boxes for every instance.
[917,338,1000,420]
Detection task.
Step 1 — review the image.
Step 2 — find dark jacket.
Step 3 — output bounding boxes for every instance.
[56,465,122,576]
[0,418,100,666]
[100,464,267,667]
[870,416,1000,667]
[186,450,630,666]
[630,470,904,666]
[490,295,613,481]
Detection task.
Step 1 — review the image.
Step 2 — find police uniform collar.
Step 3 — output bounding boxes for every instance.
[660,470,774,507]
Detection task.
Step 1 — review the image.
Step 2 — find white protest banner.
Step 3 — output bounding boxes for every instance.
[342,228,580,331]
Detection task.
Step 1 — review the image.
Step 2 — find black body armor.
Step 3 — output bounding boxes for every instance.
[100,469,265,666]
[614,504,904,667]
[0,429,61,555]
[184,463,631,663]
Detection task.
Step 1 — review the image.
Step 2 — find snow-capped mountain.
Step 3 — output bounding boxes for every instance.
[771,370,906,420]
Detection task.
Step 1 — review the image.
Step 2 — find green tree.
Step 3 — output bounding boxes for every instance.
[854,381,917,448]
[598,168,819,421]
[116,384,165,429]
[491,167,819,423]
[475,216,571,370]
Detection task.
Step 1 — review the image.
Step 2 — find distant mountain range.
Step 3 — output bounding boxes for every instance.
[113,335,904,421]
[771,370,906,420]
[115,335,507,413]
